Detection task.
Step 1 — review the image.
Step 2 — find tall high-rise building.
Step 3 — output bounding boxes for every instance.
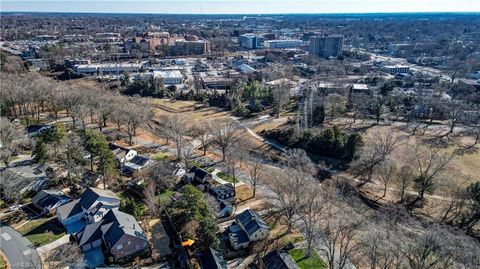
[309,35,344,58]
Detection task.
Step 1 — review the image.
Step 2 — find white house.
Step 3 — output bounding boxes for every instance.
[228,209,269,250]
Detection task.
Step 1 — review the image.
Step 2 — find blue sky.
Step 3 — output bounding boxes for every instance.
[1,0,479,14]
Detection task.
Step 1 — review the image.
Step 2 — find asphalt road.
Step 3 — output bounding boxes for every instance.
[0,221,41,269]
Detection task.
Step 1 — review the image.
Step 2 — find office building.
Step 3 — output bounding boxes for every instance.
[309,35,344,58]
[264,39,304,49]
[172,40,210,55]
[239,34,263,49]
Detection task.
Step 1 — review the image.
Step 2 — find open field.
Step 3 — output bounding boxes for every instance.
[150,98,283,158]
[361,125,480,191]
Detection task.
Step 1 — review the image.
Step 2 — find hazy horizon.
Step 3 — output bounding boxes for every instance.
[1,0,479,15]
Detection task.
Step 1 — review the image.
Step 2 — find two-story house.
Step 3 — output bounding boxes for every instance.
[56,187,120,231]
[228,209,269,250]
[76,209,149,261]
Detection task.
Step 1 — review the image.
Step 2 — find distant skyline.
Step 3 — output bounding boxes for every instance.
[1,0,479,14]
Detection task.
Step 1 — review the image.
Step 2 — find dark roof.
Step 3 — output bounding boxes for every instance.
[128,155,150,166]
[228,224,249,245]
[108,143,129,152]
[199,247,227,269]
[188,166,209,180]
[263,250,300,269]
[77,221,103,246]
[32,190,70,210]
[236,209,269,237]
[78,188,119,210]
[57,199,83,220]
[210,183,235,197]
[101,209,147,248]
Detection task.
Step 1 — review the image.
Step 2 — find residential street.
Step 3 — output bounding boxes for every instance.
[0,221,41,269]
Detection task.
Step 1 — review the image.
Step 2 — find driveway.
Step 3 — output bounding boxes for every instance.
[0,221,41,269]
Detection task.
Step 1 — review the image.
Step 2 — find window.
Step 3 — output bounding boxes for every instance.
[128,241,131,245]
[117,244,123,250]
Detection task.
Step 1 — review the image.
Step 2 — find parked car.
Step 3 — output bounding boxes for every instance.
[8,204,24,212]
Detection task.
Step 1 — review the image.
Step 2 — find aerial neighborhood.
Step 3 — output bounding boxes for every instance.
[0,7,480,269]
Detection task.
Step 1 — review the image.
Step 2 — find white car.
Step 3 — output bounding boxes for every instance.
[8,204,23,212]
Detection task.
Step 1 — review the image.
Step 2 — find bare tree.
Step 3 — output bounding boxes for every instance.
[370,96,386,125]
[352,130,402,187]
[110,98,127,132]
[62,132,86,185]
[442,100,464,137]
[375,159,397,198]
[192,121,213,155]
[123,99,150,145]
[268,169,311,233]
[298,180,323,257]
[94,91,115,131]
[272,81,290,118]
[224,141,248,190]
[459,181,480,234]
[157,114,189,160]
[44,243,86,269]
[282,148,316,175]
[144,181,160,216]
[440,183,468,224]
[315,201,364,269]
[395,165,414,203]
[0,117,26,166]
[144,161,176,191]
[246,156,265,198]
[211,120,241,161]
[325,93,347,119]
[407,146,452,209]
[348,92,369,123]
[402,224,480,269]
[362,221,406,269]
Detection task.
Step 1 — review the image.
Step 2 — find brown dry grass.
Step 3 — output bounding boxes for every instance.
[361,125,480,192]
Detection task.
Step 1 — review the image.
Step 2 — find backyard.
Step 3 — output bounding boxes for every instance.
[16,216,66,247]
[289,248,326,269]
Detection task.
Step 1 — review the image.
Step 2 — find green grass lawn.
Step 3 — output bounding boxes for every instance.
[216,172,239,183]
[152,152,172,161]
[157,189,174,206]
[17,217,66,247]
[289,248,326,269]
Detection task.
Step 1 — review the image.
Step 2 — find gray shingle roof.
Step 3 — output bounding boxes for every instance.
[78,187,119,210]
[228,224,249,245]
[236,209,269,237]
[77,221,103,246]
[32,189,70,210]
[263,250,300,269]
[200,247,227,269]
[101,209,146,247]
[57,199,83,220]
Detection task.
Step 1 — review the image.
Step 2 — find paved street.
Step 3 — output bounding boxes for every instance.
[0,221,41,269]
